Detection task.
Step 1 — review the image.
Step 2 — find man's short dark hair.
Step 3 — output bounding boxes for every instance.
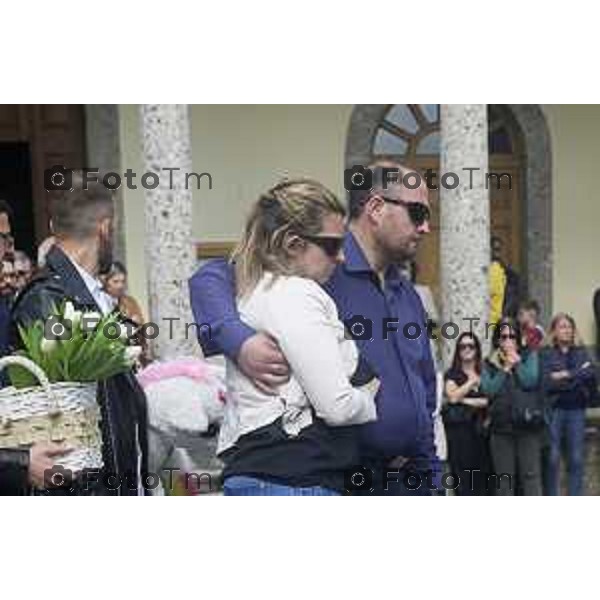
[348,163,423,220]
[49,170,114,240]
[0,199,14,225]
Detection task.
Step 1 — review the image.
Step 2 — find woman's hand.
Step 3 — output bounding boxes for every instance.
[467,372,481,389]
[504,350,521,370]
[463,397,488,409]
[551,369,571,381]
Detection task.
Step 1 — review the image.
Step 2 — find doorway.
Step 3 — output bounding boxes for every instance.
[0,142,35,257]
[0,105,86,250]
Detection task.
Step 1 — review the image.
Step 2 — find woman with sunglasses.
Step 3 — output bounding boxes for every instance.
[481,319,543,495]
[219,179,379,496]
[542,313,597,495]
[443,333,490,495]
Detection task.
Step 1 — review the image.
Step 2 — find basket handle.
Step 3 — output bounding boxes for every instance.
[0,355,59,412]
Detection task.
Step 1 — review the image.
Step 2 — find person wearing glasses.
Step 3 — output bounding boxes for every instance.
[0,200,72,494]
[13,250,33,293]
[481,319,543,495]
[190,165,438,495]
[215,179,379,495]
[443,333,490,495]
[0,259,16,298]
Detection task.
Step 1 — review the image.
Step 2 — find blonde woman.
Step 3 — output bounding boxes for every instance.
[542,313,598,495]
[218,180,379,496]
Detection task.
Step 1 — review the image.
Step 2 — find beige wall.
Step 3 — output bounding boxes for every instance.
[119,104,600,344]
[118,104,147,316]
[542,104,600,344]
[118,104,354,318]
[191,105,354,240]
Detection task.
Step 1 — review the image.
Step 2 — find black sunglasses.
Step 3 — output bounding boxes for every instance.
[459,343,476,351]
[500,333,517,341]
[301,235,344,258]
[380,196,431,227]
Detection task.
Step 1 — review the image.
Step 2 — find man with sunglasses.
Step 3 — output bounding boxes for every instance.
[189,165,437,495]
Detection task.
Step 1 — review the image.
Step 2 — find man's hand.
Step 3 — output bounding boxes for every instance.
[237,332,290,395]
[28,442,72,489]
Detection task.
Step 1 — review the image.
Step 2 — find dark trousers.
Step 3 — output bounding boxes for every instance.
[445,422,491,496]
[489,430,543,496]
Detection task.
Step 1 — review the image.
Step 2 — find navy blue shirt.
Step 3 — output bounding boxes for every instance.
[189,232,437,465]
[542,345,598,410]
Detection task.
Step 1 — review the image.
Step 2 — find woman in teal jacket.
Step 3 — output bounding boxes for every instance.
[481,318,542,495]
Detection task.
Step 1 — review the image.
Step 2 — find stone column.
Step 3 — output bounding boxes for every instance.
[140,104,200,360]
[439,105,491,367]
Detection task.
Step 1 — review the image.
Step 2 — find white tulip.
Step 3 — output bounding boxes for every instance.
[71,310,82,327]
[64,301,76,323]
[40,337,58,353]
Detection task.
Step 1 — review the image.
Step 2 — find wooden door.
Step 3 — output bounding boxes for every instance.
[0,105,86,247]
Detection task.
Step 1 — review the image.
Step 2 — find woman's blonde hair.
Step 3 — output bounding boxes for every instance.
[230,178,345,297]
[547,312,583,347]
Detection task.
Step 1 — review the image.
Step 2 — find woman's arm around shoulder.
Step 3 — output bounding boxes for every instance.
[264,276,378,427]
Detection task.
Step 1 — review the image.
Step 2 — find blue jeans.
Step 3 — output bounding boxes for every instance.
[223,476,340,496]
[547,408,586,496]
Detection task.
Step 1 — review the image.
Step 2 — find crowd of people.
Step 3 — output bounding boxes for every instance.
[443,308,598,495]
[0,162,598,496]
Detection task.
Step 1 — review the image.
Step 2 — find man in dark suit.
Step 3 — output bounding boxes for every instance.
[9,172,149,495]
[0,199,71,494]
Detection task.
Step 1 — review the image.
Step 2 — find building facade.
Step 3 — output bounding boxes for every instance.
[1,104,598,358]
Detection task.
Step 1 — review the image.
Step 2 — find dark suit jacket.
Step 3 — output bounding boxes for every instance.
[9,246,149,495]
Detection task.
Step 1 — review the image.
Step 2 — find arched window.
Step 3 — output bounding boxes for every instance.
[371,104,519,161]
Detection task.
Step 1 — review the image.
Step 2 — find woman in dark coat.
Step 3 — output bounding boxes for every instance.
[542,313,598,496]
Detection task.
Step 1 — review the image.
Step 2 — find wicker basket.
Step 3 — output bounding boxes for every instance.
[0,355,103,472]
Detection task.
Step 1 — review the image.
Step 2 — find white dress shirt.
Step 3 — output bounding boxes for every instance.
[69,258,116,316]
